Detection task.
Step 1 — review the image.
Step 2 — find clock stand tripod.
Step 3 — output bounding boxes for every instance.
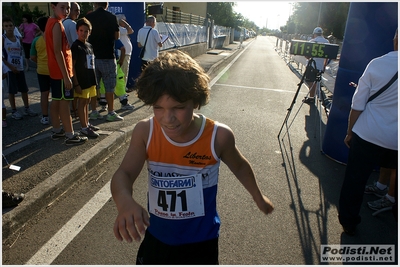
[277,57,327,151]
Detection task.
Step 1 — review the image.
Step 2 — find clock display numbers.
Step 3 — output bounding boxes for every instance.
[290,40,339,59]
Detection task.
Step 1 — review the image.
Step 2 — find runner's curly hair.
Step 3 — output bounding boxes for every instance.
[135,50,210,109]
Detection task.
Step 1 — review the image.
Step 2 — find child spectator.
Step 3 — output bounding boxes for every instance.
[30,16,51,125]
[45,2,87,145]
[71,18,99,138]
[2,17,38,121]
[111,51,274,264]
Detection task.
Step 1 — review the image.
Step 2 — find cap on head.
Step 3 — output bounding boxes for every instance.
[313,27,323,34]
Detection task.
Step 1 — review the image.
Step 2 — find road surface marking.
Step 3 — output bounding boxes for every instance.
[25,180,111,265]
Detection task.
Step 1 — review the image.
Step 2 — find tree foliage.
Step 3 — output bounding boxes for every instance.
[206,2,349,38]
[2,3,46,26]
[207,2,258,31]
[1,2,94,26]
[290,2,350,38]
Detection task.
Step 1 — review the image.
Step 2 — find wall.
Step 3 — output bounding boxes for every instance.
[161,2,207,18]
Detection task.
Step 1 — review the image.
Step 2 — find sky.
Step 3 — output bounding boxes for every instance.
[233,1,293,30]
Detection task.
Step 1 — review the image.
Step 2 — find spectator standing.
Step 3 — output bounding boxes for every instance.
[63,2,80,47]
[19,14,39,72]
[85,2,123,122]
[30,16,51,125]
[71,18,99,138]
[2,17,38,120]
[45,2,87,145]
[63,2,81,117]
[303,27,329,104]
[98,38,134,111]
[365,167,396,211]
[137,15,162,70]
[338,29,398,236]
[116,14,134,91]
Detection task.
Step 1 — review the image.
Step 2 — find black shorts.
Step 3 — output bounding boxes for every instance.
[37,73,51,93]
[136,231,219,265]
[50,78,74,100]
[22,42,31,59]
[7,71,28,94]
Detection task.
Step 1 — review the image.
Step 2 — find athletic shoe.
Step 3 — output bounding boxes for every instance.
[364,181,388,198]
[121,103,135,110]
[3,191,24,208]
[40,116,50,125]
[88,123,100,131]
[2,120,7,127]
[106,112,124,122]
[367,195,395,211]
[51,129,66,140]
[23,107,38,117]
[80,127,99,138]
[302,97,315,104]
[89,110,103,120]
[12,111,23,120]
[65,133,88,145]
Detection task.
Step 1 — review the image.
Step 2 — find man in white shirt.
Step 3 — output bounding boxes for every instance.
[137,15,162,70]
[338,29,398,236]
[63,2,80,47]
[116,14,134,90]
[303,27,329,104]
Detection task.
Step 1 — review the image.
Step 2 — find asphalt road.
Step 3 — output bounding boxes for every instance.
[2,36,397,265]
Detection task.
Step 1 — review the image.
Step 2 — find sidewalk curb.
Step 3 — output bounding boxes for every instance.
[2,43,245,241]
[2,124,136,241]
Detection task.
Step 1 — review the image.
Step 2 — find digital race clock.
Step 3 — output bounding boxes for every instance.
[290,40,339,59]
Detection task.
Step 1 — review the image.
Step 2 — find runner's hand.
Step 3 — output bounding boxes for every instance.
[113,199,150,243]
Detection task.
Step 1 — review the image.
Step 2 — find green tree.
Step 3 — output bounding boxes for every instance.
[207,2,236,28]
[290,2,349,38]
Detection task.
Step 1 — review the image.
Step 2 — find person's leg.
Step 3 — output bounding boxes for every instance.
[38,74,51,124]
[50,100,61,130]
[121,54,131,87]
[40,91,50,116]
[77,97,87,128]
[8,93,16,110]
[59,99,73,134]
[49,79,64,137]
[103,59,117,113]
[17,72,37,116]
[338,133,376,233]
[21,92,29,108]
[367,158,397,211]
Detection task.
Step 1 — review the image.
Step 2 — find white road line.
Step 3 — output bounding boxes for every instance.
[25,180,112,265]
[213,83,304,94]
[210,43,250,87]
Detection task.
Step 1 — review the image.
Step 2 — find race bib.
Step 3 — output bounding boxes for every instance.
[148,173,205,220]
[86,54,95,69]
[10,56,23,69]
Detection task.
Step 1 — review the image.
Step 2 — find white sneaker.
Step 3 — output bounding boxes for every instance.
[12,111,23,120]
[89,110,103,120]
[121,103,135,110]
[23,107,38,117]
[106,112,124,121]
[40,116,50,125]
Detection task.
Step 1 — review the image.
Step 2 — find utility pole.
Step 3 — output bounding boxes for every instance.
[317,2,322,26]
